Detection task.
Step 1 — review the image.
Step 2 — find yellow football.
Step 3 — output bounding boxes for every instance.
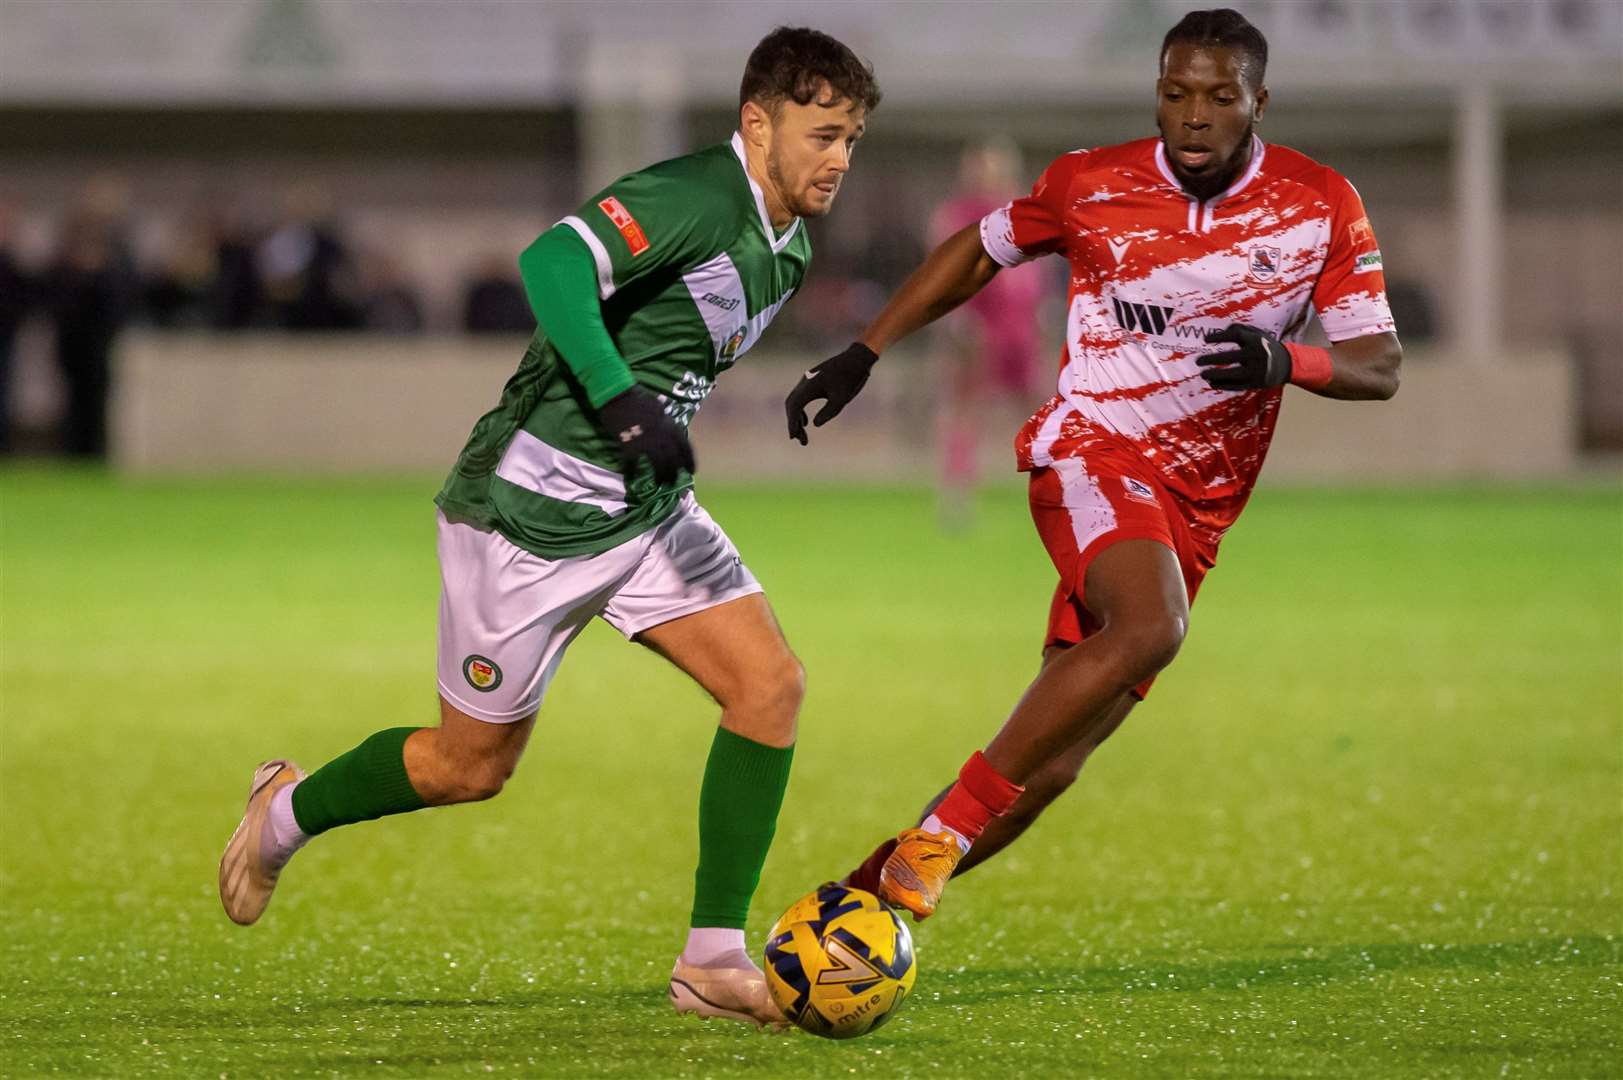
[762,884,917,1039]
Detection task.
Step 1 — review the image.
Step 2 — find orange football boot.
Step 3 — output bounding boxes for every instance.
[877,828,965,920]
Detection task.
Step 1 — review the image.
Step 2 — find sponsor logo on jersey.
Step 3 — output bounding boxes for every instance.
[1110,296,1176,336]
[701,291,741,312]
[1248,245,1281,282]
[1353,251,1384,275]
[1122,476,1158,504]
[597,196,650,256]
[1348,216,1374,248]
[663,371,715,425]
[1107,237,1133,264]
[463,654,502,692]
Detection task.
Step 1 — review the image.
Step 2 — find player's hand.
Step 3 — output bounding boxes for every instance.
[785,342,878,445]
[597,387,695,487]
[1198,324,1293,390]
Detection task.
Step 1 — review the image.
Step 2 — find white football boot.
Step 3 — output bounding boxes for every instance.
[669,948,789,1031]
[219,759,305,925]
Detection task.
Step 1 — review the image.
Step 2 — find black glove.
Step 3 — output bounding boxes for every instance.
[1198,323,1293,390]
[597,387,694,487]
[785,342,878,445]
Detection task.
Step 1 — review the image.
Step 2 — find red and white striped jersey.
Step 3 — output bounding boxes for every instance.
[981,136,1394,526]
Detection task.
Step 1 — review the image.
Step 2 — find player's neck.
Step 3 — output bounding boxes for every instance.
[1176,133,1256,203]
[739,136,795,230]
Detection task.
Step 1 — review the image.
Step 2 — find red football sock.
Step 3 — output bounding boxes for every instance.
[931,751,1024,843]
[842,837,898,894]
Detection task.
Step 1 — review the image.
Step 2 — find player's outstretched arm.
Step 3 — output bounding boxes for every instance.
[786,224,1001,444]
[857,222,1003,355]
[1198,324,1401,401]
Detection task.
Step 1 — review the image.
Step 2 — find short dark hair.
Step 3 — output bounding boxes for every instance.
[1161,8,1268,89]
[740,27,881,116]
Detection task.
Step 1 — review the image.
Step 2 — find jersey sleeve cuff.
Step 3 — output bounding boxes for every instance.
[979,204,1032,268]
[1320,315,1397,343]
[583,365,637,410]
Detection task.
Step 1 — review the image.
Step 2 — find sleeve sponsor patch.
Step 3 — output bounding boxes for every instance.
[1353,251,1383,275]
[597,196,650,257]
[1347,216,1374,248]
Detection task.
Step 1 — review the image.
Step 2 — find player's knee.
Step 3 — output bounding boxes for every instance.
[458,756,515,802]
[731,653,806,720]
[1108,611,1186,687]
[432,745,518,804]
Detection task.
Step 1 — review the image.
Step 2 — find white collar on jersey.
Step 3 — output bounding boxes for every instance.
[1153,133,1268,207]
[730,131,803,254]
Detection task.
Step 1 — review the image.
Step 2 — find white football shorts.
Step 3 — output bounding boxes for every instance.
[435,493,762,723]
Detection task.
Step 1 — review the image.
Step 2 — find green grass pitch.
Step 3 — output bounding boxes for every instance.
[2,468,1619,1077]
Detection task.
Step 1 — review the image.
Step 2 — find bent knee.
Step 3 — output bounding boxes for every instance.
[730,653,807,719]
[459,759,513,802]
[429,747,519,804]
[1104,613,1186,688]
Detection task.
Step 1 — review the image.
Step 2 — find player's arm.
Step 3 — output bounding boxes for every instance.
[1320,331,1401,400]
[1197,325,1401,401]
[784,223,1001,444]
[518,228,636,406]
[860,223,1003,354]
[517,227,692,484]
[1200,169,1402,402]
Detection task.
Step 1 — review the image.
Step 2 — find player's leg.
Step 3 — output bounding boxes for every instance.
[219,510,620,926]
[955,683,1134,874]
[599,497,799,1028]
[219,698,536,927]
[844,674,1136,892]
[640,593,802,927]
[976,538,1184,778]
[880,538,1185,918]
[877,457,1191,918]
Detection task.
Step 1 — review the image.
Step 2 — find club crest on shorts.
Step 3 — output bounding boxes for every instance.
[463,655,502,692]
[1122,476,1158,504]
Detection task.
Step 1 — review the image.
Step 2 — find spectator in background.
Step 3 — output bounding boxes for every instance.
[0,200,33,454]
[461,253,533,334]
[45,178,136,459]
[208,204,264,330]
[258,183,360,331]
[143,211,218,329]
[357,250,424,334]
[928,139,1048,527]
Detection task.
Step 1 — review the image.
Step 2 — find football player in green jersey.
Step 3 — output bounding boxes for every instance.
[219,27,879,1030]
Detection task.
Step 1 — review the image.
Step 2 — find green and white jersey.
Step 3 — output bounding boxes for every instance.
[436,134,810,559]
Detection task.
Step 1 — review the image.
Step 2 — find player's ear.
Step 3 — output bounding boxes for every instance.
[740,99,772,148]
[1253,86,1269,123]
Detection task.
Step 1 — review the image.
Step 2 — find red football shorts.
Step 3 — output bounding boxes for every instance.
[1027,449,1220,698]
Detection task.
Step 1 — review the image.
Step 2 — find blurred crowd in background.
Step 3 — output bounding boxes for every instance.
[0,162,954,461]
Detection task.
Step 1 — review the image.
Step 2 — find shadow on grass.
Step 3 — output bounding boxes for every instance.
[937,933,1620,1003]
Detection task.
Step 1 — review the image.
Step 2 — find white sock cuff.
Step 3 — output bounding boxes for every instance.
[268,781,311,854]
[921,814,972,855]
[682,927,747,965]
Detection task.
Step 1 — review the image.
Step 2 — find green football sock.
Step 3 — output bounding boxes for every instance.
[290,727,427,836]
[690,727,795,930]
